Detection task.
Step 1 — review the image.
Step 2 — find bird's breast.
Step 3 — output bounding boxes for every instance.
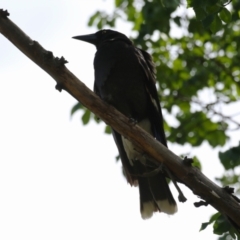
[94,42,148,119]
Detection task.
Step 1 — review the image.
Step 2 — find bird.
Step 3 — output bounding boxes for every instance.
[73,29,177,219]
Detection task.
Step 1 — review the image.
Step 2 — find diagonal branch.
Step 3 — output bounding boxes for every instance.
[0,9,240,229]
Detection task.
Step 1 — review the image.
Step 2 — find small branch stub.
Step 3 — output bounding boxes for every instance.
[0,9,10,18]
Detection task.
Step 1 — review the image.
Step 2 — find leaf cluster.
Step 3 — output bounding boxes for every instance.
[77,0,240,149]
[200,212,240,239]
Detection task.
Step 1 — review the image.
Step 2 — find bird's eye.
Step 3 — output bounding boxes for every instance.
[102,30,106,34]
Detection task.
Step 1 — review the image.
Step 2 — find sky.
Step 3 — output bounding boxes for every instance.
[0,1,237,240]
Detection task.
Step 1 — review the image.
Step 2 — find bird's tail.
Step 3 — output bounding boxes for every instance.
[138,172,177,219]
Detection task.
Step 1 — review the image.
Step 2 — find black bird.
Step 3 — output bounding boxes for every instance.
[73,29,177,219]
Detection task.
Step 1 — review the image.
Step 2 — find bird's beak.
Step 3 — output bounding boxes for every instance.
[72,33,97,45]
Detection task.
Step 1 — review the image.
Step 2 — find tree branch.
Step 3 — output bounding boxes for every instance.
[1,9,240,229]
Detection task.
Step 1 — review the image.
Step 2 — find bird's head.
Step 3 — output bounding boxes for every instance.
[72,29,132,49]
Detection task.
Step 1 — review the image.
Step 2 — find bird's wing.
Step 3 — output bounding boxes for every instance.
[135,47,159,108]
[136,47,156,83]
[112,129,138,186]
[135,47,168,147]
[93,48,137,186]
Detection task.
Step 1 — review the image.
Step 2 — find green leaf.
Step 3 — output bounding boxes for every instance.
[71,102,82,116]
[229,228,238,239]
[188,18,204,34]
[194,7,207,21]
[213,214,232,235]
[216,174,239,186]
[161,0,180,8]
[199,212,238,237]
[206,128,227,147]
[209,212,221,223]
[97,18,103,29]
[206,4,220,14]
[81,109,91,125]
[202,212,240,238]
[186,0,193,8]
[178,101,190,112]
[202,14,215,29]
[200,222,210,231]
[192,156,202,169]
[187,0,206,8]
[173,58,183,70]
[219,142,240,170]
[94,115,101,123]
[88,11,101,27]
[219,7,232,23]
[104,125,112,134]
[115,0,123,7]
[210,15,222,33]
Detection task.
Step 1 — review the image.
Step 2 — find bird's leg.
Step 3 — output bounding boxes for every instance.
[164,166,187,203]
[135,152,164,177]
[131,165,162,178]
[141,164,163,177]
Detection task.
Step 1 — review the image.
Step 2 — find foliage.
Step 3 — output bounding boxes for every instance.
[219,142,240,170]
[200,212,240,239]
[71,0,240,237]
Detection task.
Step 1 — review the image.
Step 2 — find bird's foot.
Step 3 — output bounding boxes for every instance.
[128,117,138,125]
[164,166,187,203]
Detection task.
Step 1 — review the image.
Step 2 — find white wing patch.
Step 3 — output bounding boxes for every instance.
[121,118,152,166]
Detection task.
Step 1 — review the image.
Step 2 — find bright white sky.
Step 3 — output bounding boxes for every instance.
[0,1,238,240]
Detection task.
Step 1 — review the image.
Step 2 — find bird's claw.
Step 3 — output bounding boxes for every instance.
[128,117,138,125]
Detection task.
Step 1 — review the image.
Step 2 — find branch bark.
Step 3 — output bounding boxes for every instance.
[1,9,240,228]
